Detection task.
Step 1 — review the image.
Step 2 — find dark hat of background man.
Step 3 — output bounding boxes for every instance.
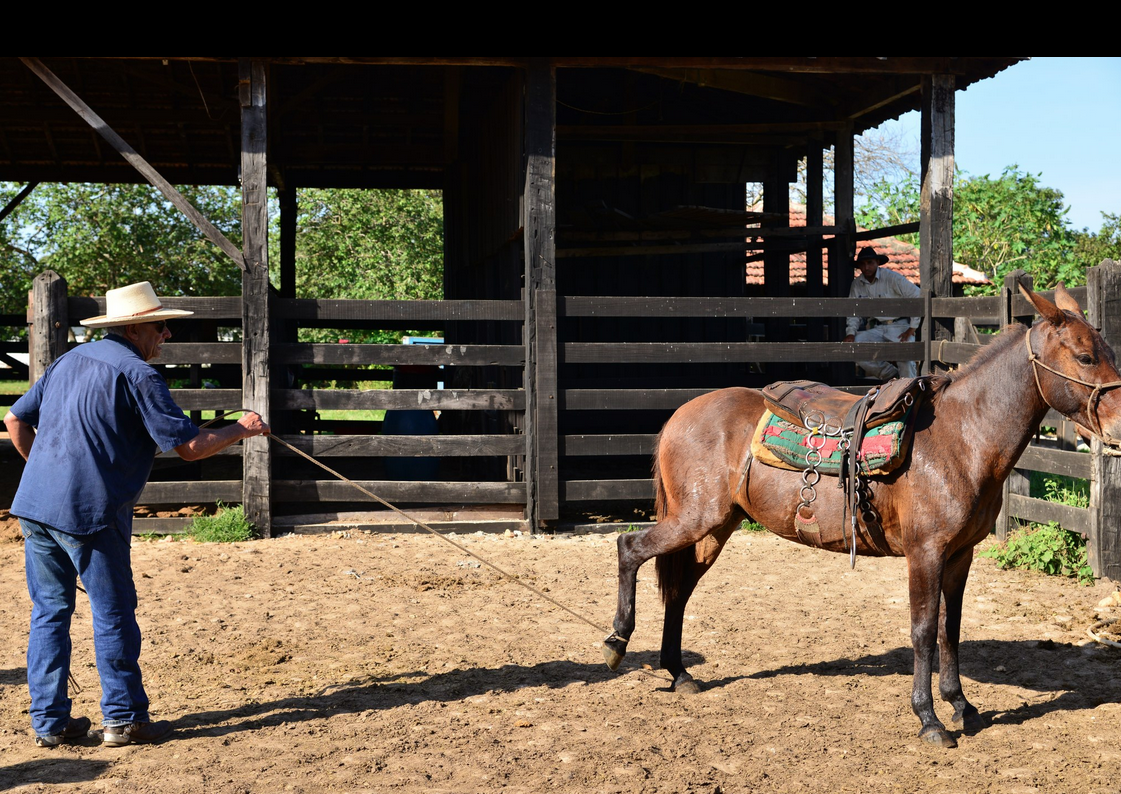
[854,247,890,266]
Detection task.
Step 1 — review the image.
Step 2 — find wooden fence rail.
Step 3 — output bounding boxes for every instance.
[17,264,1121,580]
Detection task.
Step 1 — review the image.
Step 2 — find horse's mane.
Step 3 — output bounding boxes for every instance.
[943,323,1029,385]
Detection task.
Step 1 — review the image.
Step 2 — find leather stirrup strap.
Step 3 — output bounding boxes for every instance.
[841,391,875,568]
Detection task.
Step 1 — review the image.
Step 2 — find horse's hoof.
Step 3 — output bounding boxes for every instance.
[952,707,988,733]
[673,675,702,695]
[918,725,957,749]
[602,643,625,671]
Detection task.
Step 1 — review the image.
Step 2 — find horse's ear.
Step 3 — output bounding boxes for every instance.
[1018,279,1066,326]
[1053,282,1084,315]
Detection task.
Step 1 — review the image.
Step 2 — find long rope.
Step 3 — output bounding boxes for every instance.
[184,412,674,680]
[266,432,612,636]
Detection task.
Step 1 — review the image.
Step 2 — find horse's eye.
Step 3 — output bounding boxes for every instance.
[1077,354,1094,366]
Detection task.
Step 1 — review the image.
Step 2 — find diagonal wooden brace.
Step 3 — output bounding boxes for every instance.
[20,57,247,272]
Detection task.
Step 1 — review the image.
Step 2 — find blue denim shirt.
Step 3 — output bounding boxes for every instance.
[10,335,199,535]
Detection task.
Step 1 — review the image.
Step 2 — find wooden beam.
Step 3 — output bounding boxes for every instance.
[239,58,271,535]
[272,434,525,457]
[564,341,921,364]
[279,187,297,299]
[0,182,38,223]
[630,67,835,108]
[274,343,524,367]
[919,75,955,344]
[276,298,523,322]
[561,295,924,318]
[100,57,1017,75]
[1005,494,1091,537]
[273,480,526,505]
[562,479,653,502]
[524,59,559,527]
[274,388,526,412]
[20,57,246,272]
[805,139,825,343]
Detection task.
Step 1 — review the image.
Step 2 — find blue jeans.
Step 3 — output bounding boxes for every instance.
[21,518,149,736]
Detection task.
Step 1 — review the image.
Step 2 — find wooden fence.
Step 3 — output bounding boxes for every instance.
[26,275,528,535]
[14,261,1121,579]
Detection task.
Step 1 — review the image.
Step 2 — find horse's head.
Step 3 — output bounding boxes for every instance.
[1020,281,1121,447]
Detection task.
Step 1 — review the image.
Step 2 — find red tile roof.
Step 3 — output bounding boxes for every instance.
[745,205,990,287]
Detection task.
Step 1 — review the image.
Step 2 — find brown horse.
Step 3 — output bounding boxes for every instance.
[604,282,1121,748]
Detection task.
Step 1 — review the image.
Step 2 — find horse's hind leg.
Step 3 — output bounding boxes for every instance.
[938,549,986,733]
[604,514,726,671]
[658,521,738,694]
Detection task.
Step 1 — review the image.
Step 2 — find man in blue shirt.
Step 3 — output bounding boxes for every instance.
[4,281,269,748]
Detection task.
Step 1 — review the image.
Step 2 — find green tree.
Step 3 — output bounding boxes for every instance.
[1073,212,1121,268]
[1,181,243,315]
[0,183,41,321]
[283,188,444,343]
[856,166,1080,294]
[954,167,1077,290]
[855,174,921,246]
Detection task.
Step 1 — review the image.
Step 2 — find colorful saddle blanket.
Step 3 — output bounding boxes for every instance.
[751,407,914,476]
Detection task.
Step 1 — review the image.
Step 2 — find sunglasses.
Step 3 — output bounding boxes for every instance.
[147,320,167,332]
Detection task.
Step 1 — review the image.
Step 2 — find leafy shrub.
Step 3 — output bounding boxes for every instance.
[980,522,1094,585]
[187,503,255,543]
[1040,474,1089,509]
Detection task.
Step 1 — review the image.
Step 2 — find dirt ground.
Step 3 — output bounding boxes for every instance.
[0,524,1119,794]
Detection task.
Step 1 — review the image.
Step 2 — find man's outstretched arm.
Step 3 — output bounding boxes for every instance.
[175,411,270,461]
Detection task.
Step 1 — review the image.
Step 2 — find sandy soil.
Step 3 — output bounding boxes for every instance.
[0,525,1119,794]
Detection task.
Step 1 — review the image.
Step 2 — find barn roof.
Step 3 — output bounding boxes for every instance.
[0,57,1026,188]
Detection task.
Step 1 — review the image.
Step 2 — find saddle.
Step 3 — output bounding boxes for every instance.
[761,377,920,433]
[758,377,929,563]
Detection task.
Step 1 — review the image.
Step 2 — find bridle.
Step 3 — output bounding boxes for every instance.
[1025,325,1121,447]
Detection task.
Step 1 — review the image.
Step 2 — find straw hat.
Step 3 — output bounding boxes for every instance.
[80,282,194,328]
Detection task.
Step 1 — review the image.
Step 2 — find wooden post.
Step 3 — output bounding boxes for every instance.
[29,270,68,384]
[279,187,297,300]
[763,158,791,351]
[805,139,824,344]
[524,60,558,528]
[833,123,855,269]
[919,75,955,350]
[995,270,1032,540]
[830,125,855,383]
[1088,259,1121,580]
[240,59,272,536]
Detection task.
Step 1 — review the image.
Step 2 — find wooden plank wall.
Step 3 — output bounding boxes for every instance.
[53,290,529,534]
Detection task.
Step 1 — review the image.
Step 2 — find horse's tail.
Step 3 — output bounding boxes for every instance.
[652,426,694,607]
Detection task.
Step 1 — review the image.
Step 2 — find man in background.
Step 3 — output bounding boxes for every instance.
[843,247,922,380]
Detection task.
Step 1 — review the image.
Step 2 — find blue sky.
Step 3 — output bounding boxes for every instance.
[872,57,1120,232]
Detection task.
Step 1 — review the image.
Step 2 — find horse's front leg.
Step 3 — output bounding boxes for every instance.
[938,549,986,733]
[907,551,957,748]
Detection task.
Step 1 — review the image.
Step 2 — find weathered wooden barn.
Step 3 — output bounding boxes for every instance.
[3,56,1119,578]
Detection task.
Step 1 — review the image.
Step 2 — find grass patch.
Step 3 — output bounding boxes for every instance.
[740,520,767,532]
[983,472,1094,584]
[187,503,255,543]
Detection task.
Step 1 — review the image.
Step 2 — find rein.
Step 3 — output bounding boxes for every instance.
[1024,328,1121,447]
